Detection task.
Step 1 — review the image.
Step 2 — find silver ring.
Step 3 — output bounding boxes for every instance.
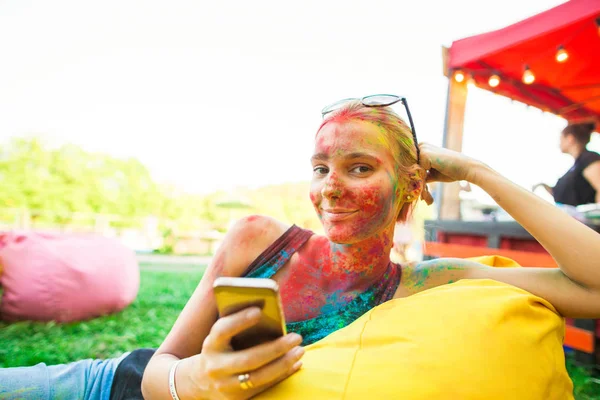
[238,373,254,390]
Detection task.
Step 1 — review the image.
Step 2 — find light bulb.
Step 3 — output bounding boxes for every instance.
[555,46,568,63]
[522,66,535,85]
[596,17,600,36]
[467,76,476,88]
[488,75,500,87]
[454,71,465,83]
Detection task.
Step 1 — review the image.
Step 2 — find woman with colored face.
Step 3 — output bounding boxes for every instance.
[139,100,426,399]
[139,98,600,399]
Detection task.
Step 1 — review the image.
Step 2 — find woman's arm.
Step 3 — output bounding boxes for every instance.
[582,161,600,203]
[417,144,600,318]
[141,215,299,399]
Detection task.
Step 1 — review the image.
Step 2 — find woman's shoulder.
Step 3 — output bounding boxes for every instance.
[227,215,291,248]
[581,150,600,166]
[217,215,291,272]
[218,216,321,278]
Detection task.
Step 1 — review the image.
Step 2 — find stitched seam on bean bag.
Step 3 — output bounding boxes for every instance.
[341,310,373,400]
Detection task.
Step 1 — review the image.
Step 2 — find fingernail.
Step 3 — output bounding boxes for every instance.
[246,308,261,319]
[286,333,302,344]
[293,346,305,358]
[292,360,303,370]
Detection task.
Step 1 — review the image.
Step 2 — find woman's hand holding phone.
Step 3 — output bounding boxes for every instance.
[180,307,304,400]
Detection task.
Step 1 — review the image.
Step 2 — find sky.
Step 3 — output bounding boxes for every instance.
[1,0,597,201]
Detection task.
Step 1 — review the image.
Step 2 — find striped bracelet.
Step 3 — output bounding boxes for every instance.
[169,359,183,400]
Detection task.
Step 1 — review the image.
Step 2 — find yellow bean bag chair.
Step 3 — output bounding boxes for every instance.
[258,256,573,400]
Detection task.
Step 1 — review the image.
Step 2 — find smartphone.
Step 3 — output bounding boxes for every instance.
[213,277,287,350]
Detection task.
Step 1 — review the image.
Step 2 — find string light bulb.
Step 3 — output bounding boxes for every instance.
[454,70,465,83]
[522,65,535,85]
[555,46,568,63]
[467,75,476,88]
[488,74,500,88]
[596,17,600,36]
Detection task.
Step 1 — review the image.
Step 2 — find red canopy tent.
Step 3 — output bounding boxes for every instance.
[439,0,600,219]
[447,0,600,122]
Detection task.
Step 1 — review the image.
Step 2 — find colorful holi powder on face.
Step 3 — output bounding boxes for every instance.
[311,120,405,244]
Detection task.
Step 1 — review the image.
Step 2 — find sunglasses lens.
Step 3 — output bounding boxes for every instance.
[321,98,357,115]
[362,94,401,107]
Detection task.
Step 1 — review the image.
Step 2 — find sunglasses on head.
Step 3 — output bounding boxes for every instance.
[321,94,419,163]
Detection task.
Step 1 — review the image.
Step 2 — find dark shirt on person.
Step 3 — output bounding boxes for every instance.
[553,149,600,206]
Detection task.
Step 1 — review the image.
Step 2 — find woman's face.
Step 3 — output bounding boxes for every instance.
[559,132,570,154]
[310,120,406,244]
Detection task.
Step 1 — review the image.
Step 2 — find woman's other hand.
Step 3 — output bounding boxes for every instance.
[418,143,482,184]
[179,307,304,400]
[531,183,553,195]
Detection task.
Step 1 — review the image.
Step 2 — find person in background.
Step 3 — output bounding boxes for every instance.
[533,123,600,206]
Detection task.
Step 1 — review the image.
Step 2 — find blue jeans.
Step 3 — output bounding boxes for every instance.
[0,353,129,400]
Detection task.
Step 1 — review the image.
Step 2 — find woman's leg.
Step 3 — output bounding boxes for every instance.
[0,353,129,400]
[0,363,51,400]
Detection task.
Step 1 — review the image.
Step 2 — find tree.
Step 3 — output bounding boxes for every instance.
[0,137,165,226]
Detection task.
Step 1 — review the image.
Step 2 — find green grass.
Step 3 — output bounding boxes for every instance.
[0,269,204,367]
[1,268,599,398]
[569,359,600,399]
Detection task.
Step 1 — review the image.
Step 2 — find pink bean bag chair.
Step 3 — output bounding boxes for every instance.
[0,231,139,322]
